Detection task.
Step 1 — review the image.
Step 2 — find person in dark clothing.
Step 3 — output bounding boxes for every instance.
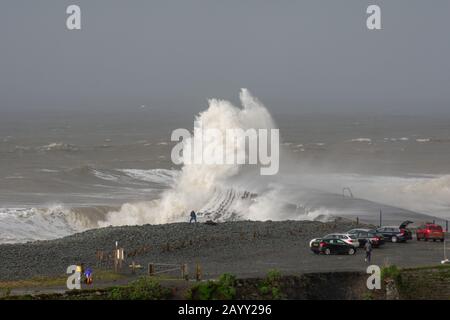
[364,240,373,263]
[189,210,197,223]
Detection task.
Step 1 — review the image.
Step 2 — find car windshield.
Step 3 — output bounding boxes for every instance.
[349,235,357,239]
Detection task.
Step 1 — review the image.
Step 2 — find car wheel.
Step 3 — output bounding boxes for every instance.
[416,236,420,241]
[441,238,445,242]
[424,238,428,241]
[392,236,398,243]
[324,248,331,255]
[348,248,356,255]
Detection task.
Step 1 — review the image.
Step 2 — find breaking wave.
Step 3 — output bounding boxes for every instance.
[3,90,450,243]
[96,90,450,227]
[99,89,280,226]
[37,142,79,152]
[0,206,112,243]
[118,169,178,186]
[57,165,176,187]
[349,138,372,143]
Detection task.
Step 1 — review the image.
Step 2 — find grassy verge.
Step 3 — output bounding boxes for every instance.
[0,269,124,290]
[186,273,237,300]
[1,276,173,300]
[381,264,450,300]
[186,270,286,300]
[108,277,172,300]
[257,269,285,300]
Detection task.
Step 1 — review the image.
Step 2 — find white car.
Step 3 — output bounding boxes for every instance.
[309,233,359,248]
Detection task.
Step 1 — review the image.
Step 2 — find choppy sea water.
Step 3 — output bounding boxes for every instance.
[1,101,450,243]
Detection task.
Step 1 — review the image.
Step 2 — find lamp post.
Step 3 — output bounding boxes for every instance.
[442,231,449,264]
[379,210,382,228]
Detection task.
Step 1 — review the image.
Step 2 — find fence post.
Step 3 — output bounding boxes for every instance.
[114,249,118,272]
[114,248,124,272]
[446,220,448,232]
[181,264,188,280]
[195,263,202,282]
[148,263,154,276]
[119,248,124,270]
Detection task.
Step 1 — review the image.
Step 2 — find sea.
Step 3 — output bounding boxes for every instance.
[1,90,450,243]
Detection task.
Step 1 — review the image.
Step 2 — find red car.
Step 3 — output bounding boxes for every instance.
[416,223,445,242]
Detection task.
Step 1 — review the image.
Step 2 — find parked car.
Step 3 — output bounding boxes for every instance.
[400,220,414,240]
[375,226,408,243]
[416,223,445,242]
[348,228,385,240]
[347,228,371,235]
[353,230,385,248]
[310,238,357,255]
[309,233,359,248]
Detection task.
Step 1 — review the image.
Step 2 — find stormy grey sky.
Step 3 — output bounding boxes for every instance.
[1,0,449,114]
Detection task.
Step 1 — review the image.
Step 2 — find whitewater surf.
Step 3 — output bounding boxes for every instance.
[1,90,449,243]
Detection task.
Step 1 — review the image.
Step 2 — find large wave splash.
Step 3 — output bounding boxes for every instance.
[99,89,278,226]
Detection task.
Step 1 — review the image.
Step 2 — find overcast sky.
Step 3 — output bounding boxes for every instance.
[1,0,449,114]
